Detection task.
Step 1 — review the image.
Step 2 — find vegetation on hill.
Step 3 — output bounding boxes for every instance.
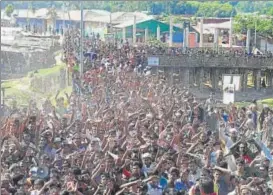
[2,1,273,18]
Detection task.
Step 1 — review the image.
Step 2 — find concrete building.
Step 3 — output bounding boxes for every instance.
[13,9,48,32]
[12,9,151,36]
[148,52,273,92]
[84,10,111,29]
[111,12,150,25]
[257,36,273,52]
[192,18,232,48]
[1,12,13,27]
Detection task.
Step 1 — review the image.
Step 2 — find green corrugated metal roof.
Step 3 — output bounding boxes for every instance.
[115,19,182,34]
[114,18,199,40]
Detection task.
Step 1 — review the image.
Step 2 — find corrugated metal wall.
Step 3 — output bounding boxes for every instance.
[172,32,183,43]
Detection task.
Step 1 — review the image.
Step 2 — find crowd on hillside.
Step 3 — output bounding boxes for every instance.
[2,30,273,195]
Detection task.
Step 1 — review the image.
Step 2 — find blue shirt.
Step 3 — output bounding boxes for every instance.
[44,145,57,159]
[217,177,229,195]
[222,114,229,122]
[147,183,163,195]
[174,181,194,192]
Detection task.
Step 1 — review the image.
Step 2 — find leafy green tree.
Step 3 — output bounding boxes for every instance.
[234,14,273,51]
[214,3,235,17]
[150,2,166,15]
[229,1,239,7]
[196,2,234,17]
[262,7,273,16]
[256,17,273,51]
[236,2,255,13]
[5,4,14,17]
[4,1,273,18]
[233,14,256,34]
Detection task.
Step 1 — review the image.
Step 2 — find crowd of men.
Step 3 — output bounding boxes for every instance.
[62,29,273,73]
[1,30,273,195]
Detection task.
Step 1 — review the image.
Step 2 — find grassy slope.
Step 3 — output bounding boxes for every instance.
[2,54,72,107]
[236,99,273,109]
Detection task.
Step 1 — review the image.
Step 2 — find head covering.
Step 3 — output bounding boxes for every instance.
[142,153,152,159]
[229,128,237,134]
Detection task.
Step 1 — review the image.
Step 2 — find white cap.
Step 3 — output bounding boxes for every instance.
[146,113,154,119]
[142,153,152,159]
[229,128,237,134]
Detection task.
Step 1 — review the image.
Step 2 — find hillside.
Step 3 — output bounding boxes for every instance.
[2,1,273,18]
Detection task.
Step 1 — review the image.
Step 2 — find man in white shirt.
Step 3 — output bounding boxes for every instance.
[219,123,238,149]
[141,153,156,177]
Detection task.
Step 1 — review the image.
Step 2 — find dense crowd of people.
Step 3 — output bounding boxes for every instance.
[62,29,273,75]
[1,30,273,195]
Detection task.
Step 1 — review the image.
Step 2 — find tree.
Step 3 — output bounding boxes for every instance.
[5,4,14,17]
[150,2,165,15]
[196,2,234,18]
[256,18,273,51]
[236,2,255,13]
[46,6,58,35]
[234,14,273,51]
[4,1,273,18]
[262,7,273,16]
[229,1,239,7]
[233,14,256,34]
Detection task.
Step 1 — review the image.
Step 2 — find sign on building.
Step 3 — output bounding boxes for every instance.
[147,57,159,66]
[223,83,235,104]
[222,74,241,91]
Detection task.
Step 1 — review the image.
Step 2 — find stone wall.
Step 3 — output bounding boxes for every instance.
[148,55,273,91]
[1,50,57,75]
[1,43,61,76]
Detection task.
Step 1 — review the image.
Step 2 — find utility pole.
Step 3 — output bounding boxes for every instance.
[110,12,112,34]
[246,29,251,54]
[133,14,136,44]
[254,4,257,49]
[229,17,233,48]
[80,0,84,77]
[62,2,65,35]
[0,1,2,188]
[229,8,234,48]
[0,64,2,111]
[254,18,257,48]
[200,17,204,47]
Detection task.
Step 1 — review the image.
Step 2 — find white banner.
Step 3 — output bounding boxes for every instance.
[232,75,241,91]
[148,57,159,66]
[223,84,235,104]
[223,75,231,86]
[222,74,241,91]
